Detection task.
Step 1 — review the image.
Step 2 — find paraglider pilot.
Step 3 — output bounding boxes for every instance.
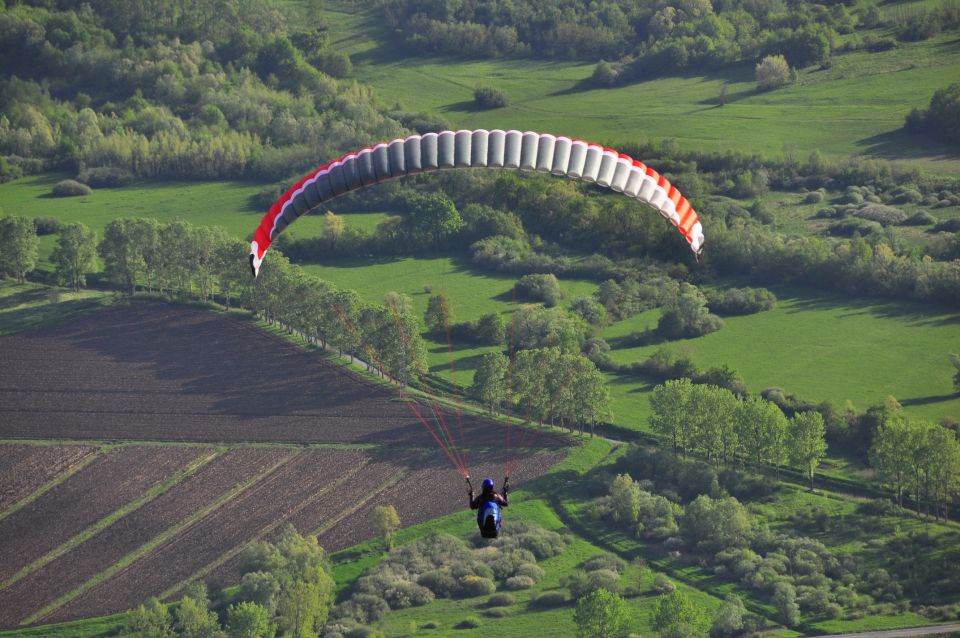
[467,476,509,538]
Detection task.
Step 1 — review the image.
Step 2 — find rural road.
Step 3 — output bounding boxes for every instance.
[811,624,960,638]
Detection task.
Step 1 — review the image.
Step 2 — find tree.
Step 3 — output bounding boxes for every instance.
[652,590,707,637]
[53,222,97,291]
[474,86,509,108]
[608,473,641,525]
[788,411,827,489]
[773,581,800,627]
[517,273,562,307]
[324,211,344,248]
[680,495,753,553]
[756,54,790,91]
[658,283,723,338]
[573,588,632,638]
[99,218,147,294]
[870,417,918,507]
[404,191,464,251]
[925,83,960,144]
[736,397,788,467]
[225,601,274,638]
[710,594,746,638]
[373,505,401,550]
[471,352,509,413]
[650,378,694,456]
[124,597,175,638]
[425,293,453,335]
[0,216,39,283]
[175,591,223,638]
[270,526,335,638]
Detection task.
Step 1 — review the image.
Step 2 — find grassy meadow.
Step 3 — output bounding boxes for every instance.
[311,2,960,173]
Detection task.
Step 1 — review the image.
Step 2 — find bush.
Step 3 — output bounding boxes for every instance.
[381,581,434,609]
[52,179,92,197]
[853,204,908,226]
[344,627,385,638]
[516,273,561,307]
[903,211,937,226]
[77,166,135,187]
[529,591,567,608]
[815,206,844,219]
[474,86,508,109]
[419,570,459,598]
[33,216,61,235]
[454,617,482,629]
[486,593,515,607]
[802,191,825,204]
[421,621,440,629]
[458,576,496,598]
[579,554,627,574]
[505,575,536,590]
[705,287,776,316]
[515,563,545,582]
[892,188,923,204]
[827,218,882,237]
[933,219,960,233]
[756,55,790,91]
[654,574,676,593]
[485,608,510,618]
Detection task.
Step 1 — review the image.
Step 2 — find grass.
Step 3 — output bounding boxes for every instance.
[0,281,110,335]
[312,1,960,173]
[599,286,960,428]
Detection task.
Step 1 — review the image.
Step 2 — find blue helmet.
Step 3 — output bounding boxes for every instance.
[481,478,494,490]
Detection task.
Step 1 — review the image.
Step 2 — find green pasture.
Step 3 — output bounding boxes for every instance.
[0,281,109,335]
[314,2,960,173]
[600,287,960,426]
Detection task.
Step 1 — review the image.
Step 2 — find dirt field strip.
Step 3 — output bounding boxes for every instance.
[0,446,104,523]
[0,445,206,583]
[23,448,298,627]
[0,444,100,512]
[0,447,290,629]
[159,453,386,601]
[43,448,366,622]
[0,448,220,596]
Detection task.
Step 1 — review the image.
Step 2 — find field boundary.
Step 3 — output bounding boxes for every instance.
[155,456,384,602]
[25,450,298,626]
[0,446,105,523]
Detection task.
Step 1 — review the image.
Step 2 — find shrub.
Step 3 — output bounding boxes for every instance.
[516,273,561,307]
[705,287,776,316]
[515,563,545,582]
[815,206,843,219]
[933,219,960,233]
[33,216,60,235]
[77,166,135,187]
[420,621,440,629]
[381,581,434,609]
[505,575,536,590]
[486,593,515,607]
[474,86,508,109]
[454,616,482,629]
[52,179,91,197]
[458,576,496,598]
[654,574,676,593]
[529,591,567,608]
[418,570,459,598]
[756,55,790,91]
[332,594,389,624]
[853,204,908,226]
[485,608,510,618]
[892,188,923,204]
[579,554,627,574]
[827,218,882,237]
[344,627,385,638]
[903,211,937,226]
[803,191,825,204]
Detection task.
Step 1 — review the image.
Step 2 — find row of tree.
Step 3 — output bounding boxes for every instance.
[649,378,827,487]
[470,347,612,433]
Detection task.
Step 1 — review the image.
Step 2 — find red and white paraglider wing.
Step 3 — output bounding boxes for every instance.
[250,129,704,277]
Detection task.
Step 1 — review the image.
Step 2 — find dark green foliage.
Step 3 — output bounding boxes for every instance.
[473,86,509,109]
[32,216,60,236]
[529,591,568,608]
[904,211,937,226]
[933,218,960,233]
[658,283,724,339]
[52,179,92,197]
[516,273,561,307]
[853,204,908,226]
[827,217,882,237]
[904,83,960,145]
[454,617,482,629]
[486,593,515,607]
[704,287,776,316]
[77,166,135,188]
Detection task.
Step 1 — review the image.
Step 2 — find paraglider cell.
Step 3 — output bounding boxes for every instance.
[566,140,588,178]
[487,129,506,167]
[519,131,540,171]
[551,137,572,175]
[420,133,440,171]
[580,145,603,182]
[470,129,489,167]
[535,135,556,173]
[455,130,473,167]
[404,136,423,174]
[437,131,456,168]
[341,155,363,191]
[609,157,632,192]
[387,139,407,175]
[595,151,618,187]
[357,149,378,186]
[503,130,523,169]
[328,162,349,196]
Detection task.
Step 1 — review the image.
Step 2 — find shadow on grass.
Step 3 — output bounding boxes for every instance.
[774,286,960,327]
[856,129,960,164]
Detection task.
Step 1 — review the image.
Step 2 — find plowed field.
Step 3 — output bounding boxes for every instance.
[0,304,568,628]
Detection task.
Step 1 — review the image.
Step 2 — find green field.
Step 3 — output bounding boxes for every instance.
[313,2,960,173]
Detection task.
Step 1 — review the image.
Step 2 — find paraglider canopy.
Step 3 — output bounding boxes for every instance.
[249,129,704,277]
